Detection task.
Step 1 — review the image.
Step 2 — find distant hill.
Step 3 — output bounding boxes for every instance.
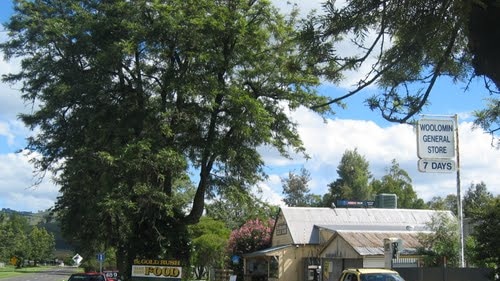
[1,208,33,216]
[1,208,73,251]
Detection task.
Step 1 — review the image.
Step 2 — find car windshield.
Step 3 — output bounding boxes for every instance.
[68,275,105,281]
[361,273,405,281]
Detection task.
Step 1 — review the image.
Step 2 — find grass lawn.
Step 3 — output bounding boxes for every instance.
[0,265,54,279]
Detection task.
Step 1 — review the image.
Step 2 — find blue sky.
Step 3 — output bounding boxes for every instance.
[1,1,499,212]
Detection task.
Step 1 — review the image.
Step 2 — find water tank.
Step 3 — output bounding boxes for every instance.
[375,193,398,208]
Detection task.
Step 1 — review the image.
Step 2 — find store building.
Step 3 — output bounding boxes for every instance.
[242,207,454,281]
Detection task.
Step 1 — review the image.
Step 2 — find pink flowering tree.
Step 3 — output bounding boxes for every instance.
[227,218,275,278]
[228,218,274,254]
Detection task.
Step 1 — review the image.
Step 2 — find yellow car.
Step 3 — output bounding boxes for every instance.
[338,268,405,281]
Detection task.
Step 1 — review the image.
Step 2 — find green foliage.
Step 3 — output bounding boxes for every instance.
[303,0,500,144]
[426,194,458,215]
[0,213,8,261]
[469,197,500,277]
[425,184,499,272]
[1,0,332,279]
[426,182,494,217]
[27,226,55,266]
[465,235,479,268]
[463,181,494,219]
[417,212,460,267]
[473,98,500,147]
[371,159,425,209]
[0,213,30,267]
[461,184,498,272]
[188,217,230,279]
[281,167,322,207]
[37,218,72,251]
[324,156,426,209]
[0,213,55,267]
[205,181,278,230]
[205,192,278,231]
[304,0,472,121]
[323,148,372,205]
[79,248,118,273]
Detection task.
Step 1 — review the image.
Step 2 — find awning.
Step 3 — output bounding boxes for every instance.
[242,245,293,258]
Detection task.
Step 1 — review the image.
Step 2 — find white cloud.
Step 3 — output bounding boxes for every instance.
[0,151,59,212]
[0,119,30,149]
[0,122,15,146]
[255,174,286,207]
[258,108,500,204]
[0,40,26,120]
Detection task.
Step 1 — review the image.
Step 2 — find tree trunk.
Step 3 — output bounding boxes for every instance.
[468,0,500,90]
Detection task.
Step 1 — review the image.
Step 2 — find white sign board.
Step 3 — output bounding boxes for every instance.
[417,118,455,159]
[72,254,83,265]
[418,158,456,173]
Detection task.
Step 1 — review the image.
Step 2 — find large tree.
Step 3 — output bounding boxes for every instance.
[417,212,460,267]
[469,196,500,277]
[188,217,230,280]
[323,148,372,206]
[0,213,30,267]
[1,0,332,278]
[302,0,500,144]
[281,167,311,207]
[27,226,55,266]
[281,167,321,207]
[371,159,425,209]
[462,181,494,219]
[227,218,274,280]
[205,190,278,231]
[426,194,458,215]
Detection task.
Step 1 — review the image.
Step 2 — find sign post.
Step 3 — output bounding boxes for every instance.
[416,115,464,267]
[72,254,83,266]
[97,253,105,273]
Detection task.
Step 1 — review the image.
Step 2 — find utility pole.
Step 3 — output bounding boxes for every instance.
[455,114,465,267]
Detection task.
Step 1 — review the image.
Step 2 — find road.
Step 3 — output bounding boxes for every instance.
[0,266,79,281]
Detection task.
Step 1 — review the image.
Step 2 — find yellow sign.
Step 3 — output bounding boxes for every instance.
[132,265,182,279]
[10,256,18,266]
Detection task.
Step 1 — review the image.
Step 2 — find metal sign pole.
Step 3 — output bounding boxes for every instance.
[417,114,464,267]
[454,114,465,267]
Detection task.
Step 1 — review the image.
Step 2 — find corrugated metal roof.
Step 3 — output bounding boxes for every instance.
[316,224,429,232]
[280,207,453,245]
[335,231,423,256]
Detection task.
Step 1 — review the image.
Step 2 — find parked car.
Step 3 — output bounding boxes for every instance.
[68,272,106,281]
[338,268,405,281]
